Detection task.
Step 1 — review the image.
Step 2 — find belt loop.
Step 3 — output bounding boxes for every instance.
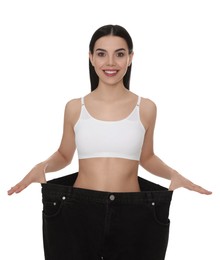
[67,186,72,199]
[145,191,153,202]
[149,191,154,202]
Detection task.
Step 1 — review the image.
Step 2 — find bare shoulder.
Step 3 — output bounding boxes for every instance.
[140,97,157,128]
[64,98,82,124]
[66,98,81,110]
[140,97,157,114]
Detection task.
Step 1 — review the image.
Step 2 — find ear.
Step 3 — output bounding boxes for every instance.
[89,52,94,66]
[128,51,134,66]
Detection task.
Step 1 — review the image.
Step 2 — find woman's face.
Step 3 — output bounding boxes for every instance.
[89,35,133,87]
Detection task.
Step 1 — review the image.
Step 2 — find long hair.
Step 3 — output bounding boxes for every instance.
[89,25,133,92]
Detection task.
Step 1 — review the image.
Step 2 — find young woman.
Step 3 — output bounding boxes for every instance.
[8,25,211,260]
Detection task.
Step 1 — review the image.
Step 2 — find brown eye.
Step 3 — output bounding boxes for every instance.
[117,52,125,57]
[97,52,105,57]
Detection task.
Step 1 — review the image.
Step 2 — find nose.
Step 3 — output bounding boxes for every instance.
[106,55,115,66]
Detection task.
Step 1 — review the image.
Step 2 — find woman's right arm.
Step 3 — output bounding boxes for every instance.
[8,99,80,195]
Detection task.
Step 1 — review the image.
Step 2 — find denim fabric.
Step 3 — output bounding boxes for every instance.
[41,172,173,260]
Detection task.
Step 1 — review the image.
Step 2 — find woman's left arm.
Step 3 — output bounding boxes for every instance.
[139,98,212,195]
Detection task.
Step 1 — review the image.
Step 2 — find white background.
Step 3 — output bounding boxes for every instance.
[1,0,219,259]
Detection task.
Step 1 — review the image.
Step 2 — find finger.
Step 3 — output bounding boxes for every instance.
[196,186,212,195]
[7,185,20,195]
[168,181,181,191]
[15,184,27,193]
[39,174,47,184]
[7,188,15,196]
[7,183,27,195]
[190,183,212,195]
[168,183,175,191]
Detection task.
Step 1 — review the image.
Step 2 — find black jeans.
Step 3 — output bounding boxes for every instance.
[41,172,173,260]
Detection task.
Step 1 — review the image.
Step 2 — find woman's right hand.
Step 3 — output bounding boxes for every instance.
[7,163,48,195]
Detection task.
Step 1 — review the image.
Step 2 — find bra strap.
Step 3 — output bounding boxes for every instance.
[81,97,85,106]
[137,96,141,106]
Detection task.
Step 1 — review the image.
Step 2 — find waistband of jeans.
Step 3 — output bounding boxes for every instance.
[41,173,173,204]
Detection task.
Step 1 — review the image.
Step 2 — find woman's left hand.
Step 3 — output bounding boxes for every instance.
[169,172,212,195]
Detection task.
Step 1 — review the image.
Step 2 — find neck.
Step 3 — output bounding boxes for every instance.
[92,83,129,102]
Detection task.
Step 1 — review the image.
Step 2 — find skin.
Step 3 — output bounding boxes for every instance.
[8,36,212,195]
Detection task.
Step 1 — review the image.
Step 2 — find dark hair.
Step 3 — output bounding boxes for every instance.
[89,24,133,91]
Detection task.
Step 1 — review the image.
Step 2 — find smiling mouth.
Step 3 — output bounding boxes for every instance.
[103,70,118,77]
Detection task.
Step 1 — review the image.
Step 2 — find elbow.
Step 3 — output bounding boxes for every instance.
[139,156,146,168]
[139,159,146,169]
[139,153,155,168]
[58,149,73,166]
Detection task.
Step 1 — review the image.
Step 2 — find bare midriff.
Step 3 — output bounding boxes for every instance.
[73,158,141,192]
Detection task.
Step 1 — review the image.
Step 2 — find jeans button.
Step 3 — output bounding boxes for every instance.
[109,194,115,201]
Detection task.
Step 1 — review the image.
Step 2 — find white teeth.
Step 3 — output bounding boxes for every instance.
[104,70,117,74]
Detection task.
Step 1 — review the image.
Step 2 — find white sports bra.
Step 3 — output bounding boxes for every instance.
[74,96,146,161]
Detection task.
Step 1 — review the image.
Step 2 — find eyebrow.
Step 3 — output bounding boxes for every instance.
[95,48,126,52]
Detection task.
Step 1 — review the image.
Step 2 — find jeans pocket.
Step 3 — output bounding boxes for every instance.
[43,199,64,218]
[150,201,171,227]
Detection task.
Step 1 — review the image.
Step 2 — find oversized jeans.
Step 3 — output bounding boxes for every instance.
[41,172,173,260]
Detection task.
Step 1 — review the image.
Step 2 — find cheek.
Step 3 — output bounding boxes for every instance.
[118,57,130,67]
[119,60,130,70]
[93,59,106,68]
[93,65,103,77]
